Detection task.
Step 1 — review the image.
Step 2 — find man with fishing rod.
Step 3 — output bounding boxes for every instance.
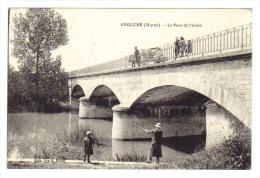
[142,122,163,164]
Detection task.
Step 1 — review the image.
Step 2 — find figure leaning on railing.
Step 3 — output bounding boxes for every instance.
[129,46,142,67]
[179,37,187,57]
[186,40,192,55]
[174,37,192,58]
[128,54,136,67]
[134,46,141,66]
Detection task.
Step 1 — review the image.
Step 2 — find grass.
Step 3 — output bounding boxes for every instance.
[176,129,251,169]
[112,152,147,162]
[31,125,106,162]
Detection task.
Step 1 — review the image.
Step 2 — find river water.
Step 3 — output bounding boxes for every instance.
[7,105,238,163]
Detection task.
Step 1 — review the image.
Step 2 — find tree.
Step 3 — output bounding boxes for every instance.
[11,8,69,111]
[8,64,23,112]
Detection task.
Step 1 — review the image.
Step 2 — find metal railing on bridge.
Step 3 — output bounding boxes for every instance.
[69,23,252,78]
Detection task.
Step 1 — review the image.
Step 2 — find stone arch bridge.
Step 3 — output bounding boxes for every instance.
[68,24,252,141]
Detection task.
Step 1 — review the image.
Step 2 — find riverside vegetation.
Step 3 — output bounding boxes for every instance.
[177,129,251,169]
[9,8,69,113]
[9,125,250,169]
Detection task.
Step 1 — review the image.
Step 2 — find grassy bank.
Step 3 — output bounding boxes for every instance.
[176,130,251,169]
[9,129,250,169]
[9,130,251,169]
[32,125,107,162]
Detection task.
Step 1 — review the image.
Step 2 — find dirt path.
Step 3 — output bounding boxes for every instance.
[7,158,177,169]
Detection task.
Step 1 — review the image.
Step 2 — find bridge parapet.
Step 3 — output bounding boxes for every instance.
[69,23,252,78]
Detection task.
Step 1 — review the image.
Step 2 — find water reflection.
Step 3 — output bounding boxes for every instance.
[8,106,237,162]
[162,135,206,153]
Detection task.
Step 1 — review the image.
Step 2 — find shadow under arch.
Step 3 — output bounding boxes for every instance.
[130,85,209,112]
[71,84,85,100]
[89,85,120,107]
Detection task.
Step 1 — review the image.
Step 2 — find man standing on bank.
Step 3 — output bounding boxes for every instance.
[144,123,163,164]
[83,131,95,163]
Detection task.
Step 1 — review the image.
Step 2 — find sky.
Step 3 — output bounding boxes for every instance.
[9,8,252,72]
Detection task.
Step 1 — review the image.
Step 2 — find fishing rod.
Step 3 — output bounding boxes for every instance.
[129,122,147,131]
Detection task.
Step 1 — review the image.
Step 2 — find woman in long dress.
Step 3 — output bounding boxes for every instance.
[144,123,163,164]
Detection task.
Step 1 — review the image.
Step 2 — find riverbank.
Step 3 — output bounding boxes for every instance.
[7,129,250,170]
[8,101,71,113]
[7,159,177,169]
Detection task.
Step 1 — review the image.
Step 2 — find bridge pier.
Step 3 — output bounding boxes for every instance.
[112,104,207,140]
[111,104,207,158]
[79,97,112,119]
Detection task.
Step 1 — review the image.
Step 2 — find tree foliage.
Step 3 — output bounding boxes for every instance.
[12,8,68,63]
[9,8,69,112]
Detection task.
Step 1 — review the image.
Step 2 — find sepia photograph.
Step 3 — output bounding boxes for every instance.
[5,7,253,170]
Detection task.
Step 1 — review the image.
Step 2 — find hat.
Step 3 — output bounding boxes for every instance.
[86,131,92,135]
[155,123,161,128]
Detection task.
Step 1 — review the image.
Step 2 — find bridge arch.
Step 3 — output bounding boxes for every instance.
[71,84,85,100]
[130,85,209,109]
[122,75,249,127]
[88,85,120,107]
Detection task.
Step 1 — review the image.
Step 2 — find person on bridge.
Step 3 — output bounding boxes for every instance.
[144,123,163,164]
[129,54,136,67]
[187,40,193,55]
[83,131,95,163]
[134,46,141,66]
[179,37,187,57]
[174,37,180,59]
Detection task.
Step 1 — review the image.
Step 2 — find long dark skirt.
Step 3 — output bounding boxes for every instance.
[150,143,162,157]
[136,55,141,65]
[84,145,93,156]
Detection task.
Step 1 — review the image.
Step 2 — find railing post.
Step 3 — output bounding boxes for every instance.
[207,35,209,53]
[201,37,204,56]
[125,55,127,69]
[226,30,229,50]
[219,33,222,53]
[170,44,173,59]
[241,25,244,50]
[245,27,248,47]
[190,39,193,56]
[173,45,176,60]
[197,38,200,55]
[216,34,218,51]
[249,23,252,46]
[233,27,236,48]
[229,30,232,49]
[210,35,212,52]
